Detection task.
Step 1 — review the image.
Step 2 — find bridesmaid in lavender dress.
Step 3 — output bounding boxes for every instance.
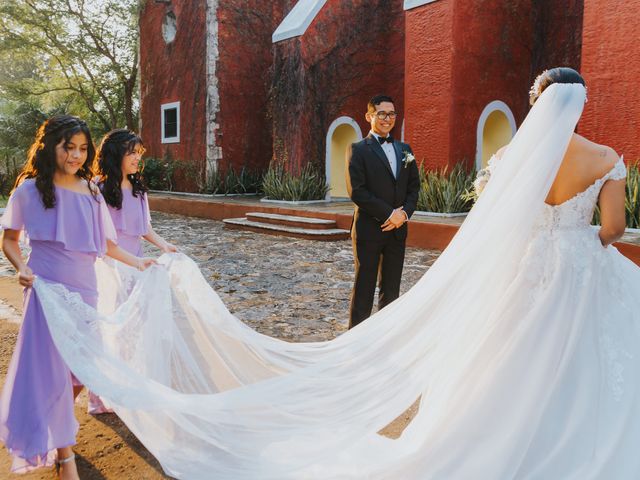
[95,129,177,257]
[0,116,156,479]
[86,129,177,415]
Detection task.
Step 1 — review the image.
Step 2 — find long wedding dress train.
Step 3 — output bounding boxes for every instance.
[29,83,640,478]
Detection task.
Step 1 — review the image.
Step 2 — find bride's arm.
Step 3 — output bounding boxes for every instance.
[598,178,626,246]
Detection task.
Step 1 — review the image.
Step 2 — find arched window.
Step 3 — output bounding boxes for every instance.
[325,117,363,199]
[476,101,516,170]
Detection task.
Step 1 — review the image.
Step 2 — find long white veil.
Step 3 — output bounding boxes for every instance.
[33,83,586,479]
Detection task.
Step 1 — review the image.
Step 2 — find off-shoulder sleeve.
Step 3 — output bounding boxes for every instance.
[604,156,627,182]
[1,187,25,231]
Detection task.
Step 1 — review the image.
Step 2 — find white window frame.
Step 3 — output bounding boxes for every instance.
[161,102,180,144]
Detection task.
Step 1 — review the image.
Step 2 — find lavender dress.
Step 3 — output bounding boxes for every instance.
[0,179,116,472]
[106,188,150,255]
[85,187,150,413]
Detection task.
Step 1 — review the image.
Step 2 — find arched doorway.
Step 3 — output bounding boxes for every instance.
[325,117,362,199]
[476,101,517,170]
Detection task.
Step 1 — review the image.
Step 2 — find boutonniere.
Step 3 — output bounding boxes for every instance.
[402,151,415,168]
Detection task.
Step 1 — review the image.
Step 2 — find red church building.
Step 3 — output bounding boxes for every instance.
[139,0,639,195]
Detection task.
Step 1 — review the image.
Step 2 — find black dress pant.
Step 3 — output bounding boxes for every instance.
[349,234,406,329]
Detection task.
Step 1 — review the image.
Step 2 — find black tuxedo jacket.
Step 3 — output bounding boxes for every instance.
[346,134,420,242]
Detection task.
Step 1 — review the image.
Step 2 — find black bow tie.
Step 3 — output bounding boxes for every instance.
[377,135,393,145]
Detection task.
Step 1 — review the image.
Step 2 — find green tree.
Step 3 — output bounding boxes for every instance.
[0,0,141,132]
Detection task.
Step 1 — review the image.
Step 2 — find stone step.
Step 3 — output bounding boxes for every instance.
[245,212,337,230]
[223,217,350,241]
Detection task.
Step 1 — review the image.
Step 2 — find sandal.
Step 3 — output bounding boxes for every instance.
[55,453,76,474]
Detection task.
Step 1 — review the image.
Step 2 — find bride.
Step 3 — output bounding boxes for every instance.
[18,68,640,478]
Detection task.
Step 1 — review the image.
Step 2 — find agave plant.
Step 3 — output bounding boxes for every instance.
[261,162,330,201]
[416,163,475,213]
[207,167,263,195]
[625,162,640,228]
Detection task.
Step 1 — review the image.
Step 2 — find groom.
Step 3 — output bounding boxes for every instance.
[345,94,420,328]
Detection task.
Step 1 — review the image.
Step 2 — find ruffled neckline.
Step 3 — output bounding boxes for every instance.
[106,188,150,237]
[1,179,116,256]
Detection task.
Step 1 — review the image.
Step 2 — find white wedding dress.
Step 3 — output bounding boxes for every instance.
[30,83,640,479]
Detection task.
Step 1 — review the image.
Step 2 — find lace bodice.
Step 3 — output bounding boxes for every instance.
[533,158,626,231]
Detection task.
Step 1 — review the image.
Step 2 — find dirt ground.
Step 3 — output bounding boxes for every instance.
[0,275,417,479]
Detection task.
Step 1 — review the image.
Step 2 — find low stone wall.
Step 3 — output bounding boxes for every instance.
[149,194,640,265]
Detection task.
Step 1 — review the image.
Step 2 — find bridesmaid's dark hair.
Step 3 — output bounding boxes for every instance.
[15,115,96,209]
[529,67,586,106]
[94,129,148,210]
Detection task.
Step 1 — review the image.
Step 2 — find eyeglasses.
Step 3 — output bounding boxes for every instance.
[374,111,398,120]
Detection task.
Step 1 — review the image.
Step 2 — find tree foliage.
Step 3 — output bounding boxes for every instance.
[0,0,141,138]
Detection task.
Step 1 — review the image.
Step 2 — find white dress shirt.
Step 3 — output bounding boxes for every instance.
[370,131,408,223]
[370,131,397,178]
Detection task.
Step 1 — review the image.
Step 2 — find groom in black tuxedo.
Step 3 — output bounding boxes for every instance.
[346,95,420,328]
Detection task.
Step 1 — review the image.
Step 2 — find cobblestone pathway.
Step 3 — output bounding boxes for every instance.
[0,212,441,341]
[146,212,440,341]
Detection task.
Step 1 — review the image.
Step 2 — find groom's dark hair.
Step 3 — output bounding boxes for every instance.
[368,94,394,112]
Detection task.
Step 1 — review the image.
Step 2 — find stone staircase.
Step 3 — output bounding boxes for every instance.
[223,212,350,241]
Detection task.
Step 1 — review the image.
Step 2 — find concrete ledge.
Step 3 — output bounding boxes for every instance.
[149,194,354,229]
[148,194,640,266]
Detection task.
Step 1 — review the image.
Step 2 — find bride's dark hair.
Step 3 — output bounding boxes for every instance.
[95,128,148,210]
[529,67,586,106]
[14,115,96,209]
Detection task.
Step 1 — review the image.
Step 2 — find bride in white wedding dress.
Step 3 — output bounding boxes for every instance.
[29,68,640,479]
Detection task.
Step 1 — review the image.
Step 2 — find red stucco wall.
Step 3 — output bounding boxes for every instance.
[404,0,534,170]
[140,2,289,188]
[404,1,454,170]
[217,2,287,174]
[270,0,405,172]
[581,0,640,161]
[405,0,583,170]
[449,0,534,168]
[139,1,208,188]
[531,0,583,74]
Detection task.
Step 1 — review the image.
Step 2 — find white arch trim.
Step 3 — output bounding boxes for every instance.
[404,0,441,10]
[272,0,328,43]
[475,100,517,170]
[325,116,363,200]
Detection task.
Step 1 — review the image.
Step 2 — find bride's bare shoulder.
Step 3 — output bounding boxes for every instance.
[570,134,619,174]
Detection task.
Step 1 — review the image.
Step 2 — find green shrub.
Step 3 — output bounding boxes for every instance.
[625,162,640,228]
[207,167,263,195]
[142,158,176,191]
[261,162,329,201]
[417,163,475,213]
